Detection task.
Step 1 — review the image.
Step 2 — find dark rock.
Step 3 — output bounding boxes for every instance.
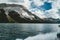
[57,33,60,38]
[8,10,30,23]
[0,9,9,23]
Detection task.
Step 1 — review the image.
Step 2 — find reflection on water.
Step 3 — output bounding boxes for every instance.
[0,23,59,40]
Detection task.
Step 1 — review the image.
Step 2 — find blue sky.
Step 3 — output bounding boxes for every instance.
[30,1,52,11]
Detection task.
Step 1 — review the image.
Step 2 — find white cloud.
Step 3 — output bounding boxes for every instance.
[33,0,44,6]
[30,8,47,19]
[45,8,59,19]
[22,0,59,19]
[28,0,60,19]
[23,0,31,9]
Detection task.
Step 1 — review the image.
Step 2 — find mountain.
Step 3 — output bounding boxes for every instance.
[0,3,60,23]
